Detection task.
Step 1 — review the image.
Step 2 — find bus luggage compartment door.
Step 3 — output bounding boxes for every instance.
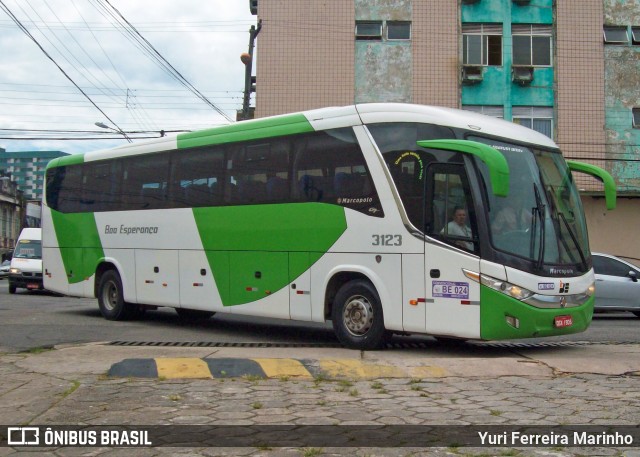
[135,249,180,306]
[179,250,225,312]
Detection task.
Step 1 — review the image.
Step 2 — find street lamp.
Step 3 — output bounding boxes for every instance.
[94,121,132,143]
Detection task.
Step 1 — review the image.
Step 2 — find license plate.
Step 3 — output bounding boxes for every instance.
[27,283,39,290]
[554,315,573,328]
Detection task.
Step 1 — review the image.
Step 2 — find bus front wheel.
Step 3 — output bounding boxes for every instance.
[98,270,134,321]
[332,279,386,350]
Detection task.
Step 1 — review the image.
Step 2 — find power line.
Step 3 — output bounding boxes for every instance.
[94,0,233,123]
[0,0,131,142]
[69,0,157,132]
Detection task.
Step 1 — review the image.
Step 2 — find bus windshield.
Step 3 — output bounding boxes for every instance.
[471,137,590,270]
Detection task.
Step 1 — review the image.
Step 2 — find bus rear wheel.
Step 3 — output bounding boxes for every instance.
[332,279,386,350]
[98,270,134,320]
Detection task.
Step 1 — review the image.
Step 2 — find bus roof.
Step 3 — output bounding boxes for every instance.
[355,103,558,149]
[47,103,558,168]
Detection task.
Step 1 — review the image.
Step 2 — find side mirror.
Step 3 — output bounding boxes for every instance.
[629,271,638,283]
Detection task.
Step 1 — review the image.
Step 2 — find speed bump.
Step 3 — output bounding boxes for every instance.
[251,358,312,379]
[107,358,447,380]
[155,358,212,379]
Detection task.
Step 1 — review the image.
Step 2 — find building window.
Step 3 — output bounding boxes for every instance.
[633,108,640,128]
[603,26,629,44]
[462,105,504,119]
[356,21,382,40]
[387,21,411,40]
[462,24,502,66]
[512,24,552,66]
[512,106,553,138]
[632,27,640,45]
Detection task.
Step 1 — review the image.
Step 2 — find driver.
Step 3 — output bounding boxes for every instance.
[441,206,474,250]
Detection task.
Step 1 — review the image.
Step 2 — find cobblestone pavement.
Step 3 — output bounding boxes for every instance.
[1,346,639,457]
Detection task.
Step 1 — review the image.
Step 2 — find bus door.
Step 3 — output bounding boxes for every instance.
[423,163,481,339]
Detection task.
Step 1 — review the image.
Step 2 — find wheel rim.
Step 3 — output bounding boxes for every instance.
[102,280,118,312]
[342,294,374,336]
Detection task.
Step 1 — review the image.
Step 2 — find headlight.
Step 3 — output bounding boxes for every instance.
[10,268,20,274]
[586,282,595,297]
[463,270,534,301]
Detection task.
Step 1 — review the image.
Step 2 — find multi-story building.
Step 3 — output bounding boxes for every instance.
[250,0,639,262]
[0,149,68,201]
[0,173,23,258]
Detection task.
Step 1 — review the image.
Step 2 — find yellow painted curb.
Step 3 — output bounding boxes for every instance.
[155,357,213,379]
[407,365,448,378]
[319,359,407,379]
[252,358,312,378]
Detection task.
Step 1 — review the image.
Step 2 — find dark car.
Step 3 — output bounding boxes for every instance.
[0,259,9,279]
[592,252,640,317]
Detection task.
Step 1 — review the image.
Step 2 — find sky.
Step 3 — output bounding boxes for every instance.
[0,0,256,154]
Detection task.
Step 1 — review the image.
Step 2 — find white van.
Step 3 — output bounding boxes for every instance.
[9,228,43,294]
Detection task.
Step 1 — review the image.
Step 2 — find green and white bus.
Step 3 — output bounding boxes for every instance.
[43,103,616,349]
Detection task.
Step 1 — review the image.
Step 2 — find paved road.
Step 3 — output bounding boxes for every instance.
[0,281,638,352]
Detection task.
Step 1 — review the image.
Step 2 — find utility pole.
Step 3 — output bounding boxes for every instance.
[240,20,262,121]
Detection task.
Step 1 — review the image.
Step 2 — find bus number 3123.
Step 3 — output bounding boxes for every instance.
[372,234,402,246]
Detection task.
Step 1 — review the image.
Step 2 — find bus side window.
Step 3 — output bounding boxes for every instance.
[293,129,383,216]
[425,164,477,252]
[227,140,290,205]
[121,153,170,210]
[83,161,122,212]
[171,146,225,208]
[56,166,83,213]
[45,168,64,212]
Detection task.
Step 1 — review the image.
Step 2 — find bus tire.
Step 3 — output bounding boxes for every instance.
[332,279,386,350]
[175,308,215,320]
[97,270,133,321]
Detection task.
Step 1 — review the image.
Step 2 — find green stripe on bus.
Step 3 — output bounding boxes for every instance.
[176,114,314,149]
[47,153,85,169]
[192,203,347,306]
[50,210,104,284]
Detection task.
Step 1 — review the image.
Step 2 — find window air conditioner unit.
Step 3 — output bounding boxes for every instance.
[461,65,483,84]
[513,0,531,5]
[512,66,534,85]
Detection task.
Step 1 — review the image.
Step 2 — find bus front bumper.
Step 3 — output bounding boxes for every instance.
[480,285,594,340]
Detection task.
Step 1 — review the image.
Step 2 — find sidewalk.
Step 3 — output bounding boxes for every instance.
[1,342,639,456]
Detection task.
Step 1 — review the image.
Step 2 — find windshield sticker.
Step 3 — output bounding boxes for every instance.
[432,281,469,299]
[488,144,526,153]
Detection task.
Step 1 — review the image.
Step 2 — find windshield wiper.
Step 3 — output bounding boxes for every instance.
[558,211,588,271]
[533,184,546,270]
